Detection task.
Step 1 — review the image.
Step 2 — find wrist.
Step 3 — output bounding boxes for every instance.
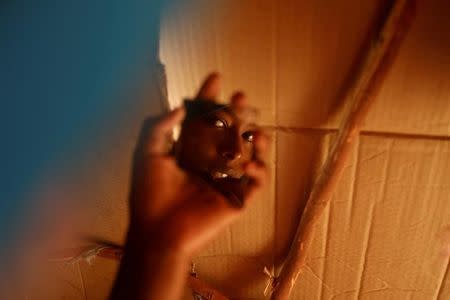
[125,224,193,262]
[111,225,191,300]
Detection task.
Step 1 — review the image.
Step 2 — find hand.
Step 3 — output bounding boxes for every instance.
[128,73,269,256]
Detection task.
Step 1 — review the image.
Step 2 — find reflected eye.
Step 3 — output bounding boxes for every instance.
[204,116,227,128]
[242,131,254,143]
[213,119,226,128]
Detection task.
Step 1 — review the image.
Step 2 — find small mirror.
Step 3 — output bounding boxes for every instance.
[173,98,260,207]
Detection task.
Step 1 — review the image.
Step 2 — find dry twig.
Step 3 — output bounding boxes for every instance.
[270,1,416,299]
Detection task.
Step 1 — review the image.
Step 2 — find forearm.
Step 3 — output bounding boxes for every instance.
[110,230,190,300]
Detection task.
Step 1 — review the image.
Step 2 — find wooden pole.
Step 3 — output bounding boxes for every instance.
[270,1,416,299]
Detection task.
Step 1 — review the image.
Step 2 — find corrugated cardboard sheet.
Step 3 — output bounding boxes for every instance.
[25,0,449,299]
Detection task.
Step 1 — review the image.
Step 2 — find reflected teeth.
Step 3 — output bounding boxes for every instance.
[212,172,228,179]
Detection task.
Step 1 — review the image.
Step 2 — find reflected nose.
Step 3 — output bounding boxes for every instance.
[222,149,242,160]
[219,130,243,161]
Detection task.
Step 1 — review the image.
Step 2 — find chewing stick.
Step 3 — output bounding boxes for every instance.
[270,1,416,299]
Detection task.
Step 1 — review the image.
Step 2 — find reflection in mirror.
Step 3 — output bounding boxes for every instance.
[174,98,260,208]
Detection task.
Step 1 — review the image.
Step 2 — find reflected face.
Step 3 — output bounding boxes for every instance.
[175,101,257,202]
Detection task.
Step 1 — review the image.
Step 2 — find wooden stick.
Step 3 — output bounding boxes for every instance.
[270,1,416,299]
[50,244,229,300]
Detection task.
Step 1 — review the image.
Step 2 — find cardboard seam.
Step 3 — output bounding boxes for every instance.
[361,130,450,141]
[263,126,450,141]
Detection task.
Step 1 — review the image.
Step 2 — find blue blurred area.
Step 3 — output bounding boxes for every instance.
[0,0,163,257]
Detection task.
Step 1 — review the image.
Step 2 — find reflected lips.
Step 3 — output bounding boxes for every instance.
[202,171,246,208]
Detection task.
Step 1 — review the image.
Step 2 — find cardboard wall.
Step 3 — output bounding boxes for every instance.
[160,0,450,299]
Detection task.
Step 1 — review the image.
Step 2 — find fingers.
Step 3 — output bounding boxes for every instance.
[230,91,247,108]
[146,107,185,155]
[245,160,267,188]
[196,72,221,100]
[252,130,269,162]
[230,91,248,119]
[243,131,270,200]
[230,91,260,127]
[242,169,267,202]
